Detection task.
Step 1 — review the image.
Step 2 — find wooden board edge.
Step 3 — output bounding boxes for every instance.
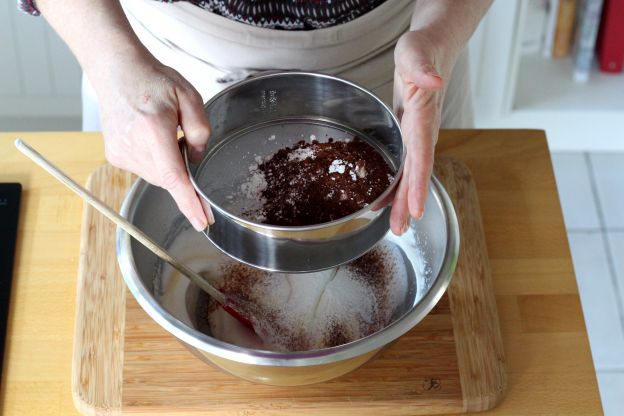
[77,160,504,414]
[434,158,507,412]
[71,165,129,416]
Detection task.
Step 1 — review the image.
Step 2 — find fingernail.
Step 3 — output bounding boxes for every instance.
[206,205,215,225]
[190,146,205,163]
[427,72,442,80]
[416,210,424,220]
[402,218,410,234]
[199,199,215,225]
[190,216,207,231]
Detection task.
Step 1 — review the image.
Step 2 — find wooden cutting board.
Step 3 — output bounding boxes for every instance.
[71,158,505,415]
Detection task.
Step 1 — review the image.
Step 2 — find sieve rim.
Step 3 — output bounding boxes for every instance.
[183,71,406,232]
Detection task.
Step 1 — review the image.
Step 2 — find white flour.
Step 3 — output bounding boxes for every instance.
[155,226,409,352]
[208,241,408,351]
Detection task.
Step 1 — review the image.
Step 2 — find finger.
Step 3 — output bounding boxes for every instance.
[389,153,411,235]
[402,101,437,220]
[393,69,404,118]
[372,183,395,211]
[176,85,210,163]
[104,139,160,185]
[398,57,444,92]
[403,72,444,92]
[128,153,165,189]
[408,149,432,221]
[148,122,211,231]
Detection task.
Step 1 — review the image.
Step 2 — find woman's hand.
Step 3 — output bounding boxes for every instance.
[95,55,213,231]
[391,30,448,235]
[34,0,214,230]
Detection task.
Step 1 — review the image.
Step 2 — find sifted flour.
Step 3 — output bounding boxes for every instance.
[155,225,410,353]
[208,241,408,352]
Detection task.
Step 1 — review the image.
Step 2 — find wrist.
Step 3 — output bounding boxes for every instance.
[84,43,158,96]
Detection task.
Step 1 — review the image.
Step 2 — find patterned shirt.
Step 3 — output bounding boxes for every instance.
[17,0,387,30]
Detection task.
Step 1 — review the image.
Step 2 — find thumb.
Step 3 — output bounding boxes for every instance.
[177,86,211,163]
[396,37,444,91]
[399,58,444,91]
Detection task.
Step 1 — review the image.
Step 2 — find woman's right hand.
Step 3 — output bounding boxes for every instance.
[93,54,213,231]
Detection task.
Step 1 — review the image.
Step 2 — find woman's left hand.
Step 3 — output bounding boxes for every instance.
[390,30,449,235]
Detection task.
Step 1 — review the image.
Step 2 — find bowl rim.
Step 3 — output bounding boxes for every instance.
[184,70,407,232]
[116,175,460,367]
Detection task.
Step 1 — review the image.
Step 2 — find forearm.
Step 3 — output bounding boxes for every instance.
[410,0,492,72]
[35,0,152,91]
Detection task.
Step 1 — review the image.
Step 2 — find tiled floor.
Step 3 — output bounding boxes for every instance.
[551,152,624,415]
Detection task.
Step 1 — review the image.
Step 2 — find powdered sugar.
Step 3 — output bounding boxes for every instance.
[328,159,346,174]
[240,171,267,200]
[355,163,367,178]
[329,159,363,182]
[287,147,316,162]
[224,157,269,222]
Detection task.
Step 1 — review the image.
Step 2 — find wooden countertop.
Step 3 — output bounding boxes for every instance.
[0,130,602,415]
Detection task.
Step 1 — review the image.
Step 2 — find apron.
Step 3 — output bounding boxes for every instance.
[82,0,473,131]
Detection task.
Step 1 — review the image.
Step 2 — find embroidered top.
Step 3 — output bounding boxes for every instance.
[17,0,387,30]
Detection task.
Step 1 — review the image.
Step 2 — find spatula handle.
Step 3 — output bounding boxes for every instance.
[14,138,226,305]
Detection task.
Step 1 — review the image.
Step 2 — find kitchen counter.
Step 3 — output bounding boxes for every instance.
[0,130,602,414]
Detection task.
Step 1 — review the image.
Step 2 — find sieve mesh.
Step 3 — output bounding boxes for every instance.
[192,118,399,221]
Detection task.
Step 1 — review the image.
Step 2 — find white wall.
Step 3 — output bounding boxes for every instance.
[1,2,489,132]
[0,1,512,134]
[9,0,619,151]
[0,2,82,130]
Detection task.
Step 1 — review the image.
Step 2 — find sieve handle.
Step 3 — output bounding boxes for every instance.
[14,138,226,305]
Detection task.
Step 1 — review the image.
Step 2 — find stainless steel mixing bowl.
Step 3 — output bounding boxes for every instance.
[116,173,459,386]
[183,71,405,273]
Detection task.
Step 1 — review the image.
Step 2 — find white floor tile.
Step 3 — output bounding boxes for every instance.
[589,153,624,228]
[568,232,624,370]
[550,153,601,229]
[607,232,624,306]
[597,371,624,415]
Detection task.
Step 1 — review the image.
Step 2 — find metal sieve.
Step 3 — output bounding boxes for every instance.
[184,72,405,273]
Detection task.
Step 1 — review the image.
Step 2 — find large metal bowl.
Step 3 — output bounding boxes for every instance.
[116,173,459,386]
[184,72,405,273]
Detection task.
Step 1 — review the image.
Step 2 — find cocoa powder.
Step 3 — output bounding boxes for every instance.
[246,137,394,226]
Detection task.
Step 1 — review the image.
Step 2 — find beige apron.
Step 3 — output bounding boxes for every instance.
[82,0,472,130]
